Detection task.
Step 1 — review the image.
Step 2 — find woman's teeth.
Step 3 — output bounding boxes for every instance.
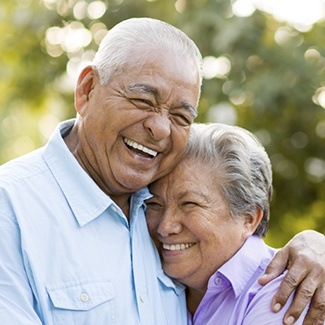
[162,243,195,251]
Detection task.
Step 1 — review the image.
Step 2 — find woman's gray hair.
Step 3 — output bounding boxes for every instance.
[185,123,273,237]
[92,17,203,88]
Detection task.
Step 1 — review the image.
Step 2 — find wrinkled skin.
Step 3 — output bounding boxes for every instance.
[259,230,325,325]
[65,46,200,215]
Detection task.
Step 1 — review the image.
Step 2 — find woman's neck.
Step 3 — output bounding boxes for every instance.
[186,287,205,315]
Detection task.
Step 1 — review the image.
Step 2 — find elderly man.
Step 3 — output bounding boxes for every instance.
[0,18,324,324]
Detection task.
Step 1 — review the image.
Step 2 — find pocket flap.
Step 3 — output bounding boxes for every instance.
[47,280,116,311]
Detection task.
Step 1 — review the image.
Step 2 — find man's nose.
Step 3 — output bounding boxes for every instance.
[143,113,171,141]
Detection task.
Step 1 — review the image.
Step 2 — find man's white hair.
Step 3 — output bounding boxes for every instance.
[92,17,203,87]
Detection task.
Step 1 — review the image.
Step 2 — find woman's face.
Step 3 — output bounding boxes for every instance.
[146,158,251,293]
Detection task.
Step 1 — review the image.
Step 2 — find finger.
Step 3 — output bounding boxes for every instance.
[271,265,308,313]
[258,249,289,286]
[301,285,325,325]
[281,277,318,324]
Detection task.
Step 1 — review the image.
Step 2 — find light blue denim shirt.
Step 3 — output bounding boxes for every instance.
[0,119,187,325]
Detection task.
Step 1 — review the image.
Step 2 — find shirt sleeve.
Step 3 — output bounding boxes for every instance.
[0,210,42,324]
[242,274,308,325]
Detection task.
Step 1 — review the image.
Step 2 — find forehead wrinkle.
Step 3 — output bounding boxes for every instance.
[176,188,211,203]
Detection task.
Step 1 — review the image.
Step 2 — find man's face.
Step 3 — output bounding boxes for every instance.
[75,46,200,196]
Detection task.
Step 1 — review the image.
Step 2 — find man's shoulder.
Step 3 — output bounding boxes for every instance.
[0,148,47,186]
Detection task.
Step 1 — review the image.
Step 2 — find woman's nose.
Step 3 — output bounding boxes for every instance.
[157,211,182,237]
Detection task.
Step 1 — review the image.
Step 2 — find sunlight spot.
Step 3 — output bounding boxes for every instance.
[291,132,309,149]
[87,1,107,19]
[45,23,92,54]
[39,114,60,140]
[42,0,57,10]
[46,26,64,45]
[246,55,263,72]
[232,0,324,29]
[63,52,94,90]
[232,0,256,17]
[207,103,237,125]
[305,158,325,181]
[257,0,324,28]
[175,0,187,13]
[46,44,64,58]
[56,1,70,17]
[90,22,108,45]
[274,26,303,47]
[202,56,231,79]
[312,87,325,109]
[62,23,92,53]
[73,1,88,20]
[305,48,321,61]
[229,90,246,105]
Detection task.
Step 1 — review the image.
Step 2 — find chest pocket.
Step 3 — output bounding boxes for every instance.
[46,279,116,325]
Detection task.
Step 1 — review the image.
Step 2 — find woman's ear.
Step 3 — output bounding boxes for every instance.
[243,207,264,238]
[74,66,96,116]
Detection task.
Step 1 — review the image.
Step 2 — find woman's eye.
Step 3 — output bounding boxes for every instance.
[182,201,199,208]
[146,202,163,211]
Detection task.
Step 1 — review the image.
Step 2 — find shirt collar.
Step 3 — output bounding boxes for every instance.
[42,119,117,226]
[208,235,267,298]
[131,187,152,208]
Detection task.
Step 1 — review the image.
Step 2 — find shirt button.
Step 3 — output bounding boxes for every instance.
[215,277,222,285]
[139,295,144,303]
[111,206,117,212]
[80,293,89,302]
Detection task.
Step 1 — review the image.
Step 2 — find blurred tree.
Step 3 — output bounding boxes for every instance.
[0,0,324,246]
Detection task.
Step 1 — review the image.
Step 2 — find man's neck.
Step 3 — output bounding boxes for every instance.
[110,194,130,220]
[64,125,131,220]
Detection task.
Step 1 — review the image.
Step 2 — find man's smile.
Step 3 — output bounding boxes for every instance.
[123,137,158,157]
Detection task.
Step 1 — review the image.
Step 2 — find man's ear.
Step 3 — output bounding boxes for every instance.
[74,65,97,115]
[243,207,264,238]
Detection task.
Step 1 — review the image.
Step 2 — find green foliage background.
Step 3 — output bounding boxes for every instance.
[0,0,324,247]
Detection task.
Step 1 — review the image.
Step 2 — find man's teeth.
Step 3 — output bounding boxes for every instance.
[163,243,195,251]
[124,138,157,157]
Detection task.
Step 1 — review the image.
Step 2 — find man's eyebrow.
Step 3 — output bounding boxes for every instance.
[127,83,159,96]
[180,101,198,119]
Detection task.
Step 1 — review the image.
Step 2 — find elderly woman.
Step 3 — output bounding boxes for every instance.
[145,123,321,324]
